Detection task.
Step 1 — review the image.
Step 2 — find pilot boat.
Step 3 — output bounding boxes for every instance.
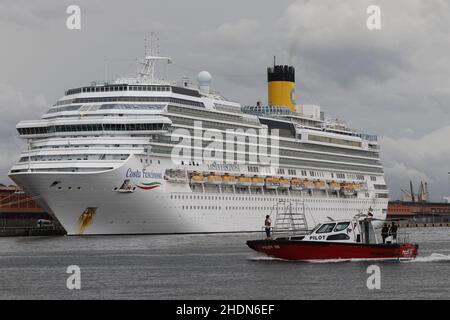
[246,202,418,261]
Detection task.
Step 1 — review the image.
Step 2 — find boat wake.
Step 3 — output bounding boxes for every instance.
[247,255,407,263]
[404,253,450,263]
[247,255,285,261]
[248,253,450,264]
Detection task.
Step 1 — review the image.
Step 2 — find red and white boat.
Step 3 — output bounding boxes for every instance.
[247,209,418,261]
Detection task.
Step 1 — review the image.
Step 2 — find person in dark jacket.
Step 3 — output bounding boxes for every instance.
[381,224,389,244]
[390,222,398,242]
[264,215,272,239]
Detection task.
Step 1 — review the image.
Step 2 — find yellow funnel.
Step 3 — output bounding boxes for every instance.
[267,65,296,112]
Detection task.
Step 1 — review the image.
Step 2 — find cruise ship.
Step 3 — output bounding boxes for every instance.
[8,52,389,235]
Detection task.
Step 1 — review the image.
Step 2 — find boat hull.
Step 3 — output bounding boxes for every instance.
[247,239,418,261]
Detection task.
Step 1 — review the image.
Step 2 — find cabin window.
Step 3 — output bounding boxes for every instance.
[316,223,336,234]
[334,222,350,232]
[326,234,350,241]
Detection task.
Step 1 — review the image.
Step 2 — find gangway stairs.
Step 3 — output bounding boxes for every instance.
[272,200,309,239]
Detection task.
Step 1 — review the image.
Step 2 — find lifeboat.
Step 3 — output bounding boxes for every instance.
[328,181,341,191]
[247,215,418,261]
[191,175,206,184]
[252,177,265,187]
[206,175,222,185]
[237,176,252,187]
[314,181,328,190]
[265,177,280,189]
[352,183,361,191]
[303,180,315,190]
[279,178,291,189]
[290,178,303,191]
[222,175,237,185]
[341,183,356,196]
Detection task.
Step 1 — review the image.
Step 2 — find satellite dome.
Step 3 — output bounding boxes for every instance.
[197,71,212,85]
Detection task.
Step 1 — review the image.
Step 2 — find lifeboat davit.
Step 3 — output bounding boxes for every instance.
[247,215,418,261]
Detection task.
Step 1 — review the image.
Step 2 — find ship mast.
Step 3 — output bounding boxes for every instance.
[137,34,172,83]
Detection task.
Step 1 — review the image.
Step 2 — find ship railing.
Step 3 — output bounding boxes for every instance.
[384,231,410,245]
[260,226,309,240]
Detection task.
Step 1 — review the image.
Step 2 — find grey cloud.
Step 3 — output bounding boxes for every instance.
[294,45,407,87]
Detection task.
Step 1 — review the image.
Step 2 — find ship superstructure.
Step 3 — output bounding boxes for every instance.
[9,52,389,235]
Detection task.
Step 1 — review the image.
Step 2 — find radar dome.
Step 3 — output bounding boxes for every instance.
[197,71,212,94]
[197,71,212,84]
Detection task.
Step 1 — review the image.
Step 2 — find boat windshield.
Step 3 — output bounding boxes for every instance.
[316,223,336,234]
[334,222,350,232]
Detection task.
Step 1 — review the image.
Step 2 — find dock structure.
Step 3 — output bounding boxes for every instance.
[387,201,450,226]
[0,185,65,236]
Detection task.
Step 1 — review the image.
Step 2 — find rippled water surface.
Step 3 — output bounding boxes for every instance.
[0,228,449,299]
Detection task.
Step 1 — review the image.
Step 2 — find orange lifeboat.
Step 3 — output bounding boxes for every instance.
[303,180,315,190]
[328,181,341,191]
[191,174,206,184]
[252,177,265,187]
[315,181,328,190]
[341,183,356,196]
[222,175,237,185]
[290,178,303,190]
[206,174,222,185]
[265,177,280,189]
[237,176,252,186]
[279,178,291,189]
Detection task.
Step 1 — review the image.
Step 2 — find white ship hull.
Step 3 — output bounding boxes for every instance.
[10,156,388,235]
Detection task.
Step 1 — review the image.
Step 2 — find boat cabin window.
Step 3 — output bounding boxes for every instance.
[334,222,350,232]
[327,233,350,241]
[316,223,336,234]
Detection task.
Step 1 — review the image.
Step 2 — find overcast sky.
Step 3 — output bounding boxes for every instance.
[0,0,449,200]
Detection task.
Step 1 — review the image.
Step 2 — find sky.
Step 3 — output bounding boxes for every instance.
[0,0,449,200]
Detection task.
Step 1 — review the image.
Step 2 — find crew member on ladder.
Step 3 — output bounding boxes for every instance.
[265,215,272,240]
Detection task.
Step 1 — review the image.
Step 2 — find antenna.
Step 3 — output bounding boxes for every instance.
[137,33,172,83]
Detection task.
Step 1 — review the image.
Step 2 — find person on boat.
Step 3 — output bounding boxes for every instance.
[264,215,272,240]
[381,224,389,244]
[390,222,398,243]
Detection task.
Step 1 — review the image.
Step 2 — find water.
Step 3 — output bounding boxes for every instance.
[0,228,449,299]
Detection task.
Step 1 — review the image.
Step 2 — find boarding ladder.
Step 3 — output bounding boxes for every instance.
[273,200,309,239]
